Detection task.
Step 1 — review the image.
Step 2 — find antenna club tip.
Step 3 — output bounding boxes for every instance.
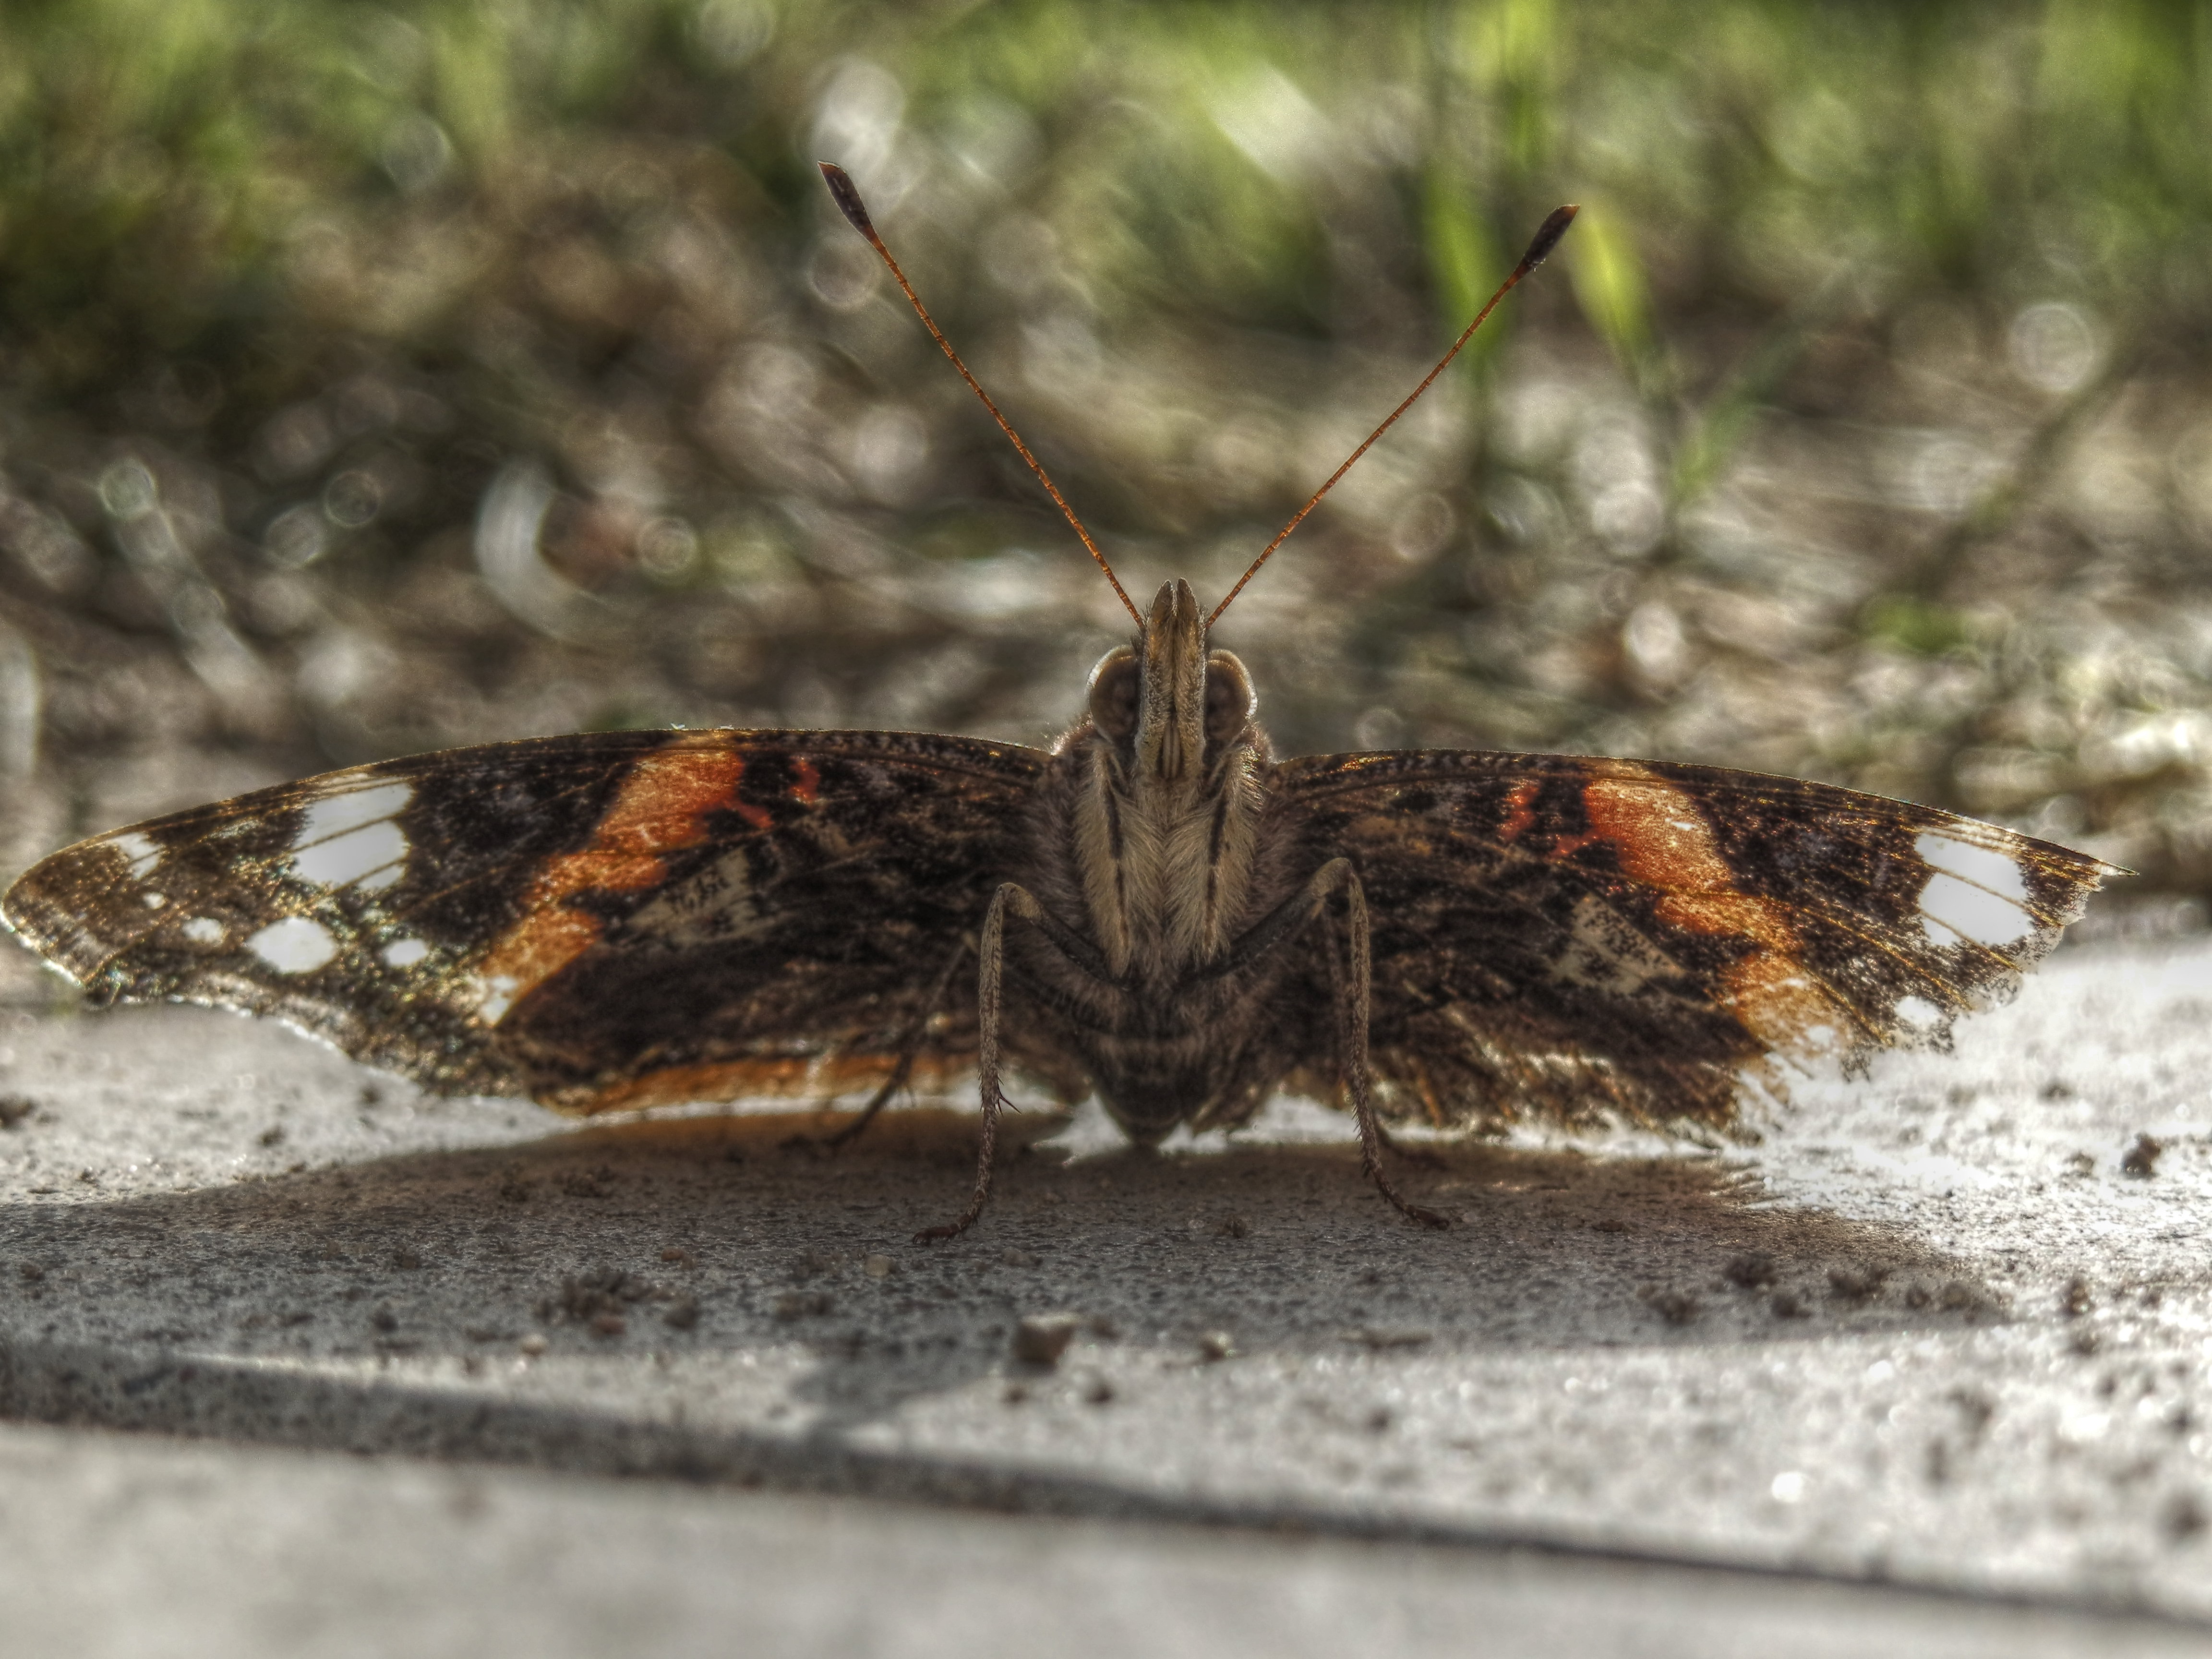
[1516,203,1580,276]
[817,161,877,240]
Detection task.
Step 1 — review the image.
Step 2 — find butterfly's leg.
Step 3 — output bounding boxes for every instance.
[821,939,972,1151]
[1310,861,1453,1229]
[915,882,1121,1241]
[914,883,1022,1241]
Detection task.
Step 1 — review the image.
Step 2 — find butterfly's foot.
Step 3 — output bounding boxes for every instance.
[1364,1160,1455,1228]
[913,1180,990,1243]
[913,1210,980,1244]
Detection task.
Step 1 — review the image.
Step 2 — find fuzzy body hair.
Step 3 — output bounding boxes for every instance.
[1003,582,1318,1143]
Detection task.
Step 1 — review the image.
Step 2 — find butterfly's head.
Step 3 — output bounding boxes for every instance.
[1085,579,1256,787]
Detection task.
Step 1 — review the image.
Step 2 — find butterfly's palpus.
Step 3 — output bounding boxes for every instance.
[1,166,2120,1239]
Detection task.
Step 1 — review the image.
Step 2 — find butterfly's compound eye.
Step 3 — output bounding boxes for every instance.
[1087,647,1140,739]
[1204,650,1257,745]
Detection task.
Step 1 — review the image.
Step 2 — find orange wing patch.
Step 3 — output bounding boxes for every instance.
[475,736,746,1022]
[1579,769,1859,1061]
[1496,778,1538,843]
[554,1051,973,1116]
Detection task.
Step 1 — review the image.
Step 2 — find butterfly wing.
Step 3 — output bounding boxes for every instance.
[2,729,1047,1112]
[1274,750,2123,1132]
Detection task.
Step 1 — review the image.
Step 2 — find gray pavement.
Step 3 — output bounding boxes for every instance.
[5,1417,2205,1659]
[2,922,2210,1651]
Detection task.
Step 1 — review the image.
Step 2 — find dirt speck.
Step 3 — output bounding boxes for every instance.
[1723,1251,1779,1288]
[2122,1134,2164,1178]
[773,1290,832,1321]
[1639,1287,1700,1325]
[1827,1265,1888,1303]
[1344,1325,1435,1350]
[1010,1312,1081,1366]
[2164,1493,2207,1542]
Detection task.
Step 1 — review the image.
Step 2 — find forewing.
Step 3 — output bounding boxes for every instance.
[3,729,1046,1111]
[1277,750,2122,1131]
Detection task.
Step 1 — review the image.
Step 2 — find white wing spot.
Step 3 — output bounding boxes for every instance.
[141,891,167,908]
[1550,894,1683,995]
[474,974,520,1024]
[112,832,161,879]
[1893,995,1941,1030]
[1919,870,2036,949]
[181,917,225,944]
[246,917,339,974]
[291,781,415,891]
[381,937,432,968]
[1914,832,2031,901]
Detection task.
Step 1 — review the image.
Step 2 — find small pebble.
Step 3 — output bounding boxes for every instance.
[518,1334,548,1357]
[1723,1251,1778,1288]
[863,1253,893,1278]
[1198,1332,1235,1362]
[1638,1287,1700,1326]
[773,1290,832,1321]
[1011,1312,1081,1366]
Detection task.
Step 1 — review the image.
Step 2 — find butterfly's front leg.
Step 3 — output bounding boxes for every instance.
[914,882,1110,1242]
[1209,858,1453,1229]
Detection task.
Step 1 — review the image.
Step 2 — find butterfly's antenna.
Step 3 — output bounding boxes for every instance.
[1206,204,1579,629]
[819,162,1143,627]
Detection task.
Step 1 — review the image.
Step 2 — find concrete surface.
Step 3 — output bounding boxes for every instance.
[2,921,2210,1650]
[5,1416,2207,1659]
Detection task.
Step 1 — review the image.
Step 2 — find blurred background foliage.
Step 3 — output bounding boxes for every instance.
[2,0,2212,912]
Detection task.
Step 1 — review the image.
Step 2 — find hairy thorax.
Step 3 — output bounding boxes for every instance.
[1010,627,1309,1143]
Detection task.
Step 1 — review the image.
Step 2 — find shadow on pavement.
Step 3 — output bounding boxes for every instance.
[0,1106,2008,1435]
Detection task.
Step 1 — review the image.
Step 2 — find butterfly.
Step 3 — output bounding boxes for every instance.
[0,166,2121,1239]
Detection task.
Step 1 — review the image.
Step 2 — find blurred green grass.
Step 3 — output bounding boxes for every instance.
[3,0,2212,903]
[6,1,2206,392]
